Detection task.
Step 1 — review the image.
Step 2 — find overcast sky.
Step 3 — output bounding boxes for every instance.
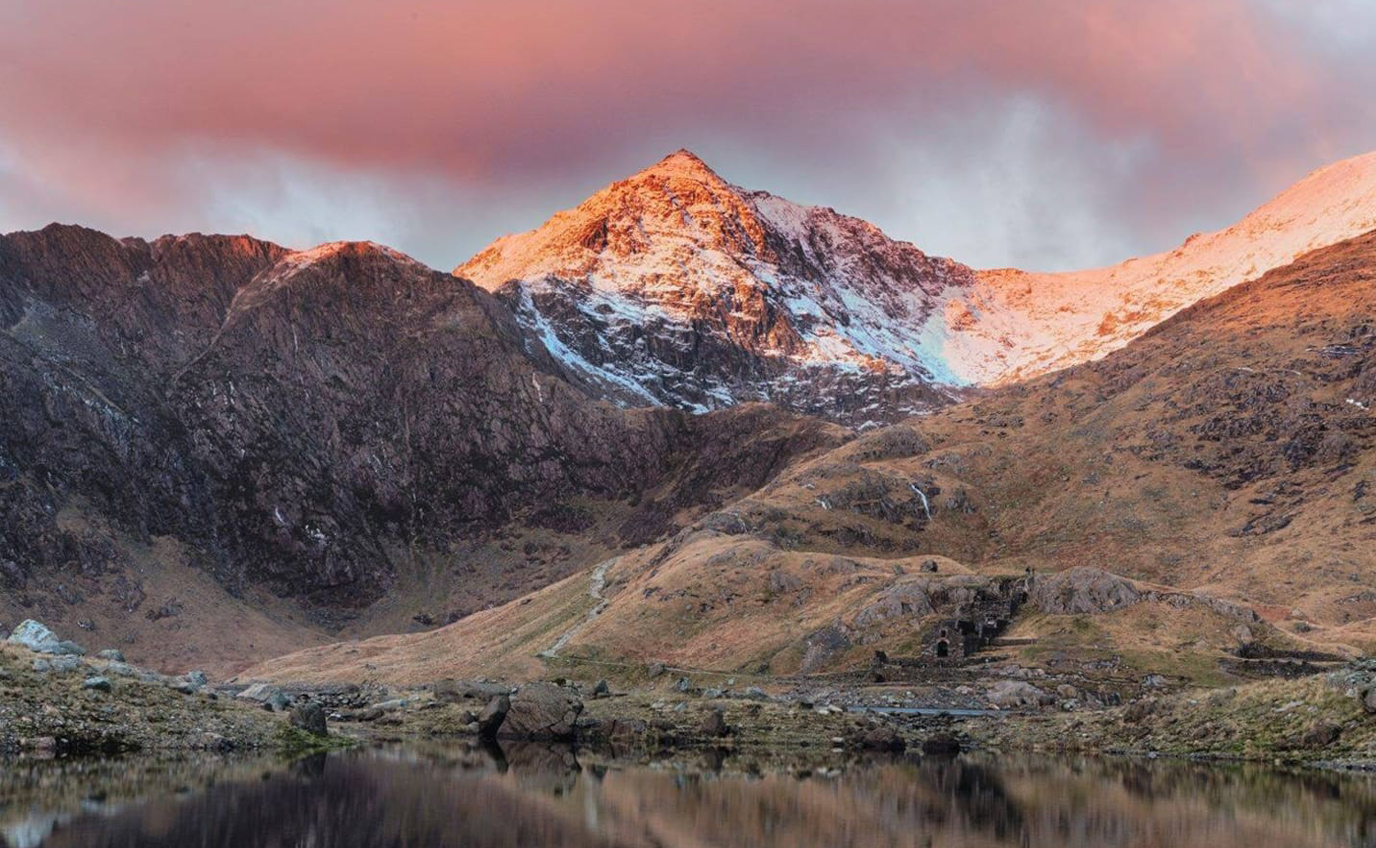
[2,0,1374,272]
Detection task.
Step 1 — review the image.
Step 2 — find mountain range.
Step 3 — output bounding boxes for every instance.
[459,149,1376,424]
[250,227,1376,685]
[2,149,1375,677]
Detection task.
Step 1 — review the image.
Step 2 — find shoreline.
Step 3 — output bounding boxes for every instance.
[6,636,1375,771]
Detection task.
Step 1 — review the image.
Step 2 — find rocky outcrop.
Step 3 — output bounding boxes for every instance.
[1029,568,1141,615]
[1029,567,1262,624]
[851,726,907,752]
[433,679,511,702]
[236,683,289,712]
[854,583,935,627]
[700,708,730,738]
[500,683,582,740]
[987,680,1053,709]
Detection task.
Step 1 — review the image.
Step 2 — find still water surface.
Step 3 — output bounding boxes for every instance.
[3,744,1376,847]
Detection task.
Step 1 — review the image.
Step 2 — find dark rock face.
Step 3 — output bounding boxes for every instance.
[158,241,679,604]
[289,701,328,737]
[0,225,845,618]
[477,695,510,739]
[501,683,582,740]
[0,228,287,591]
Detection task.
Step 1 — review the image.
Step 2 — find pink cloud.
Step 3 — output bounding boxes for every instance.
[0,0,1326,172]
[0,0,1370,268]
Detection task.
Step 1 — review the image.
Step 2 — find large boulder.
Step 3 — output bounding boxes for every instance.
[237,683,289,712]
[1029,567,1141,615]
[700,708,730,738]
[1296,721,1341,750]
[105,661,163,683]
[290,701,329,737]
[169,670,209,694]
[922,732,962,755]
[8,620,59,652]
[987,680,1052,709]
[32,656,84,674]
[500,683,582,740]
[7,620,84,655]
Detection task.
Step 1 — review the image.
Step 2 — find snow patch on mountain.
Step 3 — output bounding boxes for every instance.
[457,150,970,424]
[931,151,1376,384]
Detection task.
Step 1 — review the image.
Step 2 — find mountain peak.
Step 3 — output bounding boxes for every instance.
[633,148,724,182]
[454,148,972,423]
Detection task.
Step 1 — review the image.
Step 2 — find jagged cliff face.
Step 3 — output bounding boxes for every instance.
[0,226,845,626]
[161,240,686,601]
[457,151,975,426]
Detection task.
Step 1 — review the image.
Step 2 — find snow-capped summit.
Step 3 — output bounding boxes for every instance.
[457,150,975,424]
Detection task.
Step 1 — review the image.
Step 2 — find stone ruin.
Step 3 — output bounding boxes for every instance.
[924,575,1030,661]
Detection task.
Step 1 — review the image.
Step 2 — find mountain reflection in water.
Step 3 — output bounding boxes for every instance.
[4,744,1376,848]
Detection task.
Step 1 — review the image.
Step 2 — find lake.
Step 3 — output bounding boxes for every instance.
[3,744,1375,847]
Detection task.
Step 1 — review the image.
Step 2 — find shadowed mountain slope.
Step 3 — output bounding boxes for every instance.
[0,225,845,673]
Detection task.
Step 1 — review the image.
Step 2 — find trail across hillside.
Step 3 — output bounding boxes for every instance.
[538,558,614,659]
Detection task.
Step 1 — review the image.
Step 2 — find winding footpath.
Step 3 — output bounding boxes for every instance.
[538,558,615,659]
